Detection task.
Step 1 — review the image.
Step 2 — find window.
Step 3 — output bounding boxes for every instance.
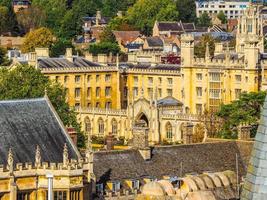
[235,89,242,99]
[105,74,111,82]
[85,118,91,133]
[87,75,91,83]
[87,87,91,98]
[210,73,220,82]
[75,103,80,110]
[55,76,60,83]
[54,191,67,200]
[105,102,112,109]
[167,89,173,96]
[17,191,31,200]
[245,76,248,82]
[105,87,111,97]
[70,190,81,200]
[235,75,241,82]
[75,88,81,98]
[96,75,100,82]
[196,73,202,80]
[148,77,153,85]
[196,87,202,97]
[147,88,153,97]
[158,88,162,97]
[96,102,100,108]
[87,103,91,108]
[158,77,162,84]
[96,87,100,97]
[111,119,118,135]
[209,89,220,99]
[124,87,128,98]
[196,104,202,114]
[98,118,104,135]
[112,181,120,192]
[96,184,104,194]
[134,76,138,85]
[75,75,81,83]
[166,122,172,139]
[167,78,173,85]
[133,87,138,96]
[132,180,140,190]
[64,76,68,83]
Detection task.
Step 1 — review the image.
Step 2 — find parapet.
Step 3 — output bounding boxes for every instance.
[181,33,194,42]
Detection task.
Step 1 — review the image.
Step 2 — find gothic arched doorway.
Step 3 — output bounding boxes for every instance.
[135,112,149,127]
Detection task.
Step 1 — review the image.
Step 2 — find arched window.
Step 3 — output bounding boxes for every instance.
[111,119,118,136]
[98,118,104,135]
[166,122,172,139]
[85,117,91,133]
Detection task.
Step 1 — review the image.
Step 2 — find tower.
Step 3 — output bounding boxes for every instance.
[180,34,194,67]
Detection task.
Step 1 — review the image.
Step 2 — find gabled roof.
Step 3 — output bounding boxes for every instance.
[157,96,183,106]
[38,57,101,69]
[0,97,80,166]
[113,31,141,45]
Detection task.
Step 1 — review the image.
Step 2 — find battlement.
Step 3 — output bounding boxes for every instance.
[193,57,245,68]
[181,33,194,42]
[78,107,127,115]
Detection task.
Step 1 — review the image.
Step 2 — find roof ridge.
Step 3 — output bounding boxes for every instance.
[0,97,46,104]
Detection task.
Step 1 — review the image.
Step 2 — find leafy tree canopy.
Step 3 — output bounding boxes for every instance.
[21,27,55,53]
[194,34,216,58]
[0,65,85,148]
[176,0,196,23]
[88,42,120,55]
[217,11,227,24]
[197,12,212,27]
[217,91,267,139]
[0,47,9,66]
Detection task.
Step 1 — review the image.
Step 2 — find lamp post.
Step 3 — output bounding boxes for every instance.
[46,173,54,200]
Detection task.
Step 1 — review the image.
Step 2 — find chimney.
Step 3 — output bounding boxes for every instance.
[98,54,108,64]
[65,48,73,62]
[238,123,251,140]
[183,122,194,144]
[132,121,151,160]
[106,132,115,151]
[96,11,101,26]
[66,126,77,146]
[35,48,49,58]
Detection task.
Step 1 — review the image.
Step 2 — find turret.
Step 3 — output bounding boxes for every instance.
[244,35,259,69]
[181,34,194,67]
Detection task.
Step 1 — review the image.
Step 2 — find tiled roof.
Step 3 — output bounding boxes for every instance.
[0,98,79,166]
[157,22,183,32]
[146,36,163,47]
[113,31,141,45]
[38,57,100,69]
[93,141,252,184]
[241,96,267,199]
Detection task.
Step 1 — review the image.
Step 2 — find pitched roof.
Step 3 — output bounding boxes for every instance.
[93,141,252,184]
[241,96,267,199]
[146,36,163,47]
[0,98,80,166]
[157,96,183,106]
[157,22,183,32]
[38,57,100,69]
[113,31,141,45]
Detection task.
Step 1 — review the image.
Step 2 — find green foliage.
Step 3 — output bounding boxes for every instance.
[197,12,212,27]
[88,42,120,55]
[176,0,196,23]
[99,27,116,43]
[217,91,267,139]
[21,27,55,53]
[50,38,74,57]
[217,11,227,24]
[0,47,8,65]
[126,0,179,35]
[194,34,216,57]
[108,17,136,31]
[0,65,85,148]
[0,6,9,34]
[91,135,105,144]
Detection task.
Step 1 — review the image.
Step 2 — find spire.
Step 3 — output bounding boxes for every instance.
[35,145,41,167]
[63,143,69,167]
[7,148,14,172]
[205,42,210,60]
[241,96,267,199]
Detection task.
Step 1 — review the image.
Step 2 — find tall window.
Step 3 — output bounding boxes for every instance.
[147,88,153,97]
[96,87,101,97]
[167,78,173,85]
[196,104,202,114]
[134,76,138,85]
[85,118,91,133]
[105,102,112,109]
[133,87,138,96]
[196,73,202,81]
[96,75,100,82]
[87,87,91,98]
[167,89,173,96]
[105,74,111,82]
[166,122,173,139]
[17,191,31,200]
[196,87,202,97]
[87,75,91,83]
[158,88,162,98]
[98,118,104,135]
[111,119,118,135]
[235,75,241,82]
[235,89,242,99]
[54,191,67,200]
[148,77,153,85]
[75,88,81,98]
[70,190,81,200]
[75,75,81,83]
[64,76,69,84]
[105,87,111,97]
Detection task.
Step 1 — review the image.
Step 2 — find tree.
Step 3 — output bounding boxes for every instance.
[217,11,227,24]
[194,34,216,58]
[217,91,267,139]
[126,0,179,35]
[176,0,196,23]
[0,65,85,148]
[16,5,46,33]
[88,42,120,55]
[0,6,9,34]
[99,27,116,43]
[50,39,75,57]
[197,12,212,27]
[0,47,8,66]
[21,27,55,53]
[108,17,136,31]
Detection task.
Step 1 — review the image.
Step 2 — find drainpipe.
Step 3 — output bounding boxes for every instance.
[46,174,54,200]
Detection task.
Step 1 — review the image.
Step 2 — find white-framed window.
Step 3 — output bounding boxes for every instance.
[196,87,202,97]
[132,180,139,190]
[196,104,202,115]
[98,118,104,135]
[111,119,118,135]
[133,87,138,96]
[105,102,112,109]
[134,76,138,85]
[166,122,172,139]
[112,181,120,192]
[196,73,202,80]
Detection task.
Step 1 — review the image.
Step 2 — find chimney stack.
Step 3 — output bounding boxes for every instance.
[65,48,73,62]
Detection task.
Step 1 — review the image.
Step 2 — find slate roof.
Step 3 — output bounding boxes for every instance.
[157,96,183,106]
[0,98,79,166]
[122,63,180,71]
[38,57,100,69]
[241,96,267,199]
[157,22,183,32]
[93,141,252,184]
[146,37,164,47]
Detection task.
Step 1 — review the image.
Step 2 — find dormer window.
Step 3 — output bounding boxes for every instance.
[96,183,104,194]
